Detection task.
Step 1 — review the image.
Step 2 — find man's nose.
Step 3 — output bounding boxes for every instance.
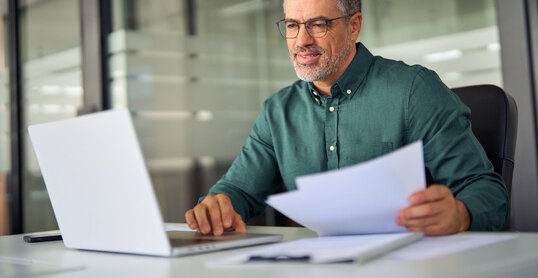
[295,25,315,47]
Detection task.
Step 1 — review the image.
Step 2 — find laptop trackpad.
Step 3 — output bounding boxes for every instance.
[167,231,250,247]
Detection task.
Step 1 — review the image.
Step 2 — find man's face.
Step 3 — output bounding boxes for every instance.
[283,0,357,83]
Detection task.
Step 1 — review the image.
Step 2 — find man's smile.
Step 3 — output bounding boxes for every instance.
[296,52,321,65]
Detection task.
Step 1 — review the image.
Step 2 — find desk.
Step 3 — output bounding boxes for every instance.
[1,225,538,278]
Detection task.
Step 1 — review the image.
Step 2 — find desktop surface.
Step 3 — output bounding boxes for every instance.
[1,224,538,278]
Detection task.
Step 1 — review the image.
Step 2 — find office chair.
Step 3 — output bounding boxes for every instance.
[452,84,518,228]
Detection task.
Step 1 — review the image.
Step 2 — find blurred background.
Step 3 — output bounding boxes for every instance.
[1,0,537,235]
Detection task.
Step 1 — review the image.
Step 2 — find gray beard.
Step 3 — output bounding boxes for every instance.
[292,41,352,82]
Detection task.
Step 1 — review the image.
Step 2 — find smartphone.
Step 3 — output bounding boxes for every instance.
[23,231,62,243]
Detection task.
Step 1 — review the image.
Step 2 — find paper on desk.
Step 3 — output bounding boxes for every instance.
[0,256,84,278]
[164,222,194,232]
[385,233,517,261]
[266,141,426,236]
[209,232,422,265]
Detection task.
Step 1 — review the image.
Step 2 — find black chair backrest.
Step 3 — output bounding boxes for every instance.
[451,85,518,201]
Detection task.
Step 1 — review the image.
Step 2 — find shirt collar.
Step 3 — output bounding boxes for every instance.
[308,43,374,102]
[308,83,322,104]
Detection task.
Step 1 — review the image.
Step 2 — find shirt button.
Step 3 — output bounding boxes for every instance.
[329,106,335,112]
[329,145,335,151]
[346,89,352,95]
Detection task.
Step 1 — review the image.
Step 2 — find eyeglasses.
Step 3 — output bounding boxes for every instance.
[276,14,352,39]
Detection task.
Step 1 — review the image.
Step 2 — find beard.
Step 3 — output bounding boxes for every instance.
[290,39,353,82]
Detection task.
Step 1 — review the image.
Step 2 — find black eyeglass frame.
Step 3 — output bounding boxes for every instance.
[275,13,355,39]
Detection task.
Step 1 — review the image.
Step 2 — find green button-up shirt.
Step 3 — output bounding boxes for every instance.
[206,43,508,231]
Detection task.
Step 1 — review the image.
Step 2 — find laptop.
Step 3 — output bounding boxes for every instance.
[28,109,282,257]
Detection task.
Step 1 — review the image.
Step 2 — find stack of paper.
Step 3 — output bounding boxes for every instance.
[210,233,423,265]
[266,141,426,236]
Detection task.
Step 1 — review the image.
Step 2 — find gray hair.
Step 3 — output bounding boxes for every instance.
[335,0,362,15]
[283,0,361,15]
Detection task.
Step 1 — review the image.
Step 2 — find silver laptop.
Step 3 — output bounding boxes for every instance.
[28,109,282,257]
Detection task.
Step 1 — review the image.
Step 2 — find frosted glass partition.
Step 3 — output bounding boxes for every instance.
[24,47,83,173]
[20,0,83,232]
[22,48,84,232]
[0,69,8,172]
[370,27,502,88]
[361,0,496,47]
[108,0,502,224]
[108,30,295,221]
[0,0,8,173]
[108,30,294,158]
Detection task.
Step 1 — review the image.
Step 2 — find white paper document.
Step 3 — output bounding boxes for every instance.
[0,256,84,278]
[385,233,517,261]
[266,141,426,236]
[209,233,423,265]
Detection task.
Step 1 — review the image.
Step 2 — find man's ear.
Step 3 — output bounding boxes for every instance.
[350,12,362,41]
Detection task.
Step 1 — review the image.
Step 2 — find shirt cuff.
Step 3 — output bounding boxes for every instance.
[456,195,506,231]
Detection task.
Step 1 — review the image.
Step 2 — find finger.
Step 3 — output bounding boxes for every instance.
[185,209,198,230]
[421,224,456,236]
[395,216,403,226]
[406,222,457,236]
[399,201,444,220]
[193,203,212,235]
[399,215,440,228]
[204,199,224,236]
[409,185,450,205]
[406,226,425,233]
[232,213,247,233]
[216,195,235,229]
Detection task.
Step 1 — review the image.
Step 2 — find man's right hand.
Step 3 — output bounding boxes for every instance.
[185,194,247,236]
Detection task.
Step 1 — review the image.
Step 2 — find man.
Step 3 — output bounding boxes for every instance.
[185,0,508,236]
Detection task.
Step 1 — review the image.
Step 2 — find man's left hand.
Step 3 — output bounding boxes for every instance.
[396,185,471,235]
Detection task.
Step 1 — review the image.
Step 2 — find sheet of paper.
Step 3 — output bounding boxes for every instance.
[266,141,426,236]
[209,233,422,265]
[0,256,84,278]
[385,233,517,261]
[164,222,193,232]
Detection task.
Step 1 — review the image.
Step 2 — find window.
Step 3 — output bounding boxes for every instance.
[362,0,500,88]
[21,0,83,232]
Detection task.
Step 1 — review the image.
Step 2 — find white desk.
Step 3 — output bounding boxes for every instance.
[1,225,538,278]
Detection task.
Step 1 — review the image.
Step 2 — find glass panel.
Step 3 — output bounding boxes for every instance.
[362,0,501,88]
[21,0,83,232]
[109,0,291,223]
[109,0,502,224]
[0,0,9,235]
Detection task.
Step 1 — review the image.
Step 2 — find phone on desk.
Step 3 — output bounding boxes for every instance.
[23,231,62,243]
